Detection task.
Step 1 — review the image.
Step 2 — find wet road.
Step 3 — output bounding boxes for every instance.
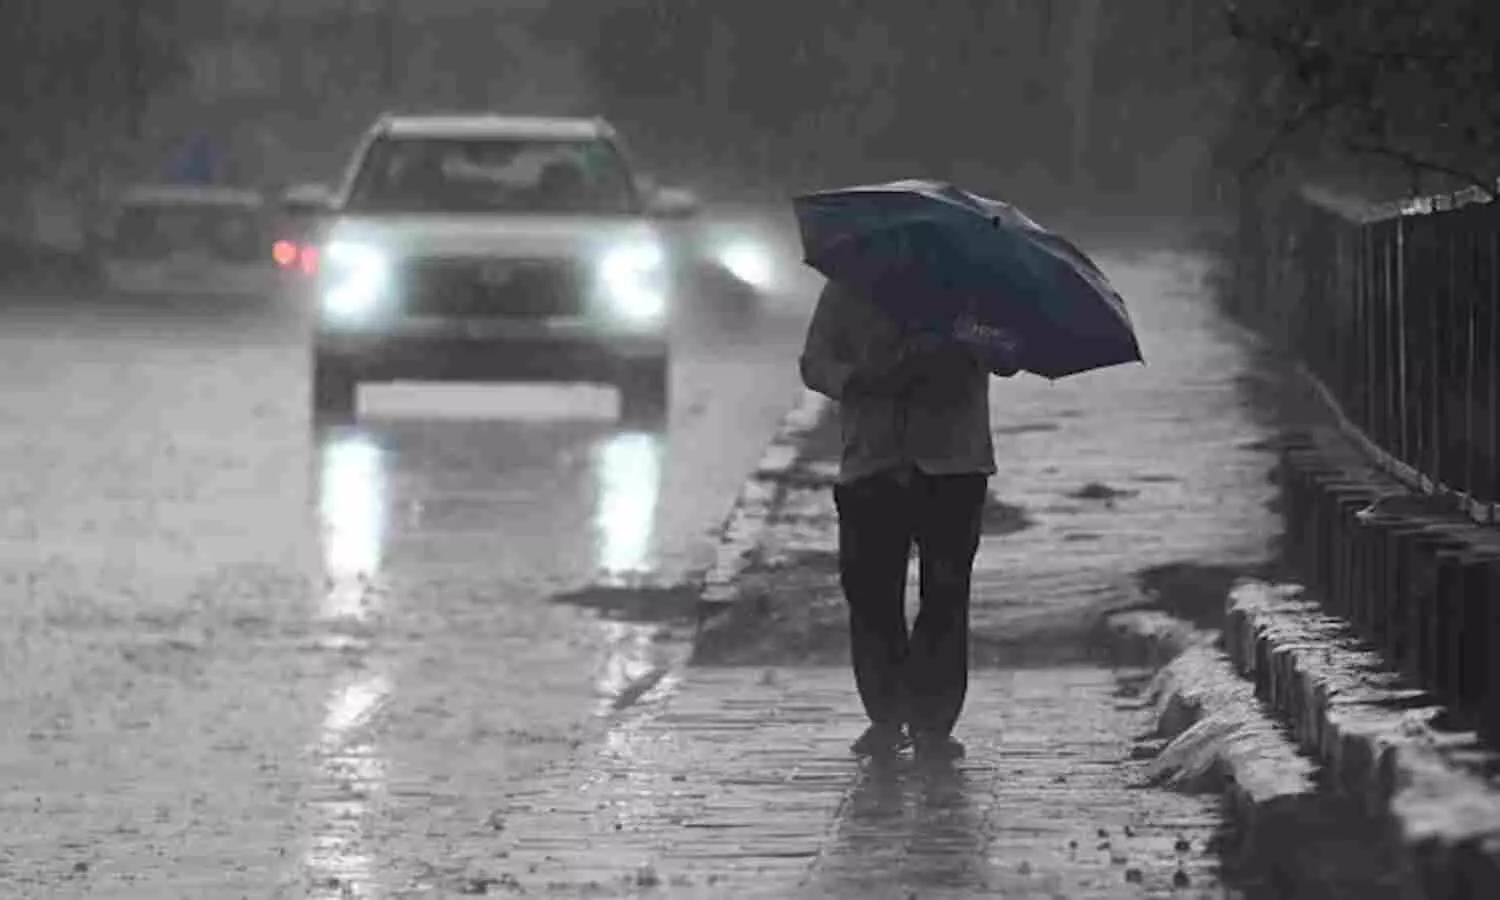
[0,272,815,896]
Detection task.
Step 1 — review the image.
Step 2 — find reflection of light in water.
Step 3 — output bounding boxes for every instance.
[593,430,662,578]
[319,434,387,619]
[593,619,673,716]
[321,674,391,738]
[591,622,684,829]
[305,672,391,896]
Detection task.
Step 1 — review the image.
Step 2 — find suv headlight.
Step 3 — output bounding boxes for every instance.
[597,242,667,321]
[321,241,392,319]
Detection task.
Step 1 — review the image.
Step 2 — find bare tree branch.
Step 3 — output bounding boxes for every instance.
[1241,97,1335,173]
[1341,138,1498,200]
[1221,0,1500,198]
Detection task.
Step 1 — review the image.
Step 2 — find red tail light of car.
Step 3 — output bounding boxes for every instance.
[273,240,318,275]
[272,239,298,267]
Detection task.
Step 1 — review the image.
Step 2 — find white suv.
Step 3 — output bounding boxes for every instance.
[286,114,697,425]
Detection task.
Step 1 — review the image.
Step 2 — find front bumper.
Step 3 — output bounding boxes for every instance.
[314,315,667,382]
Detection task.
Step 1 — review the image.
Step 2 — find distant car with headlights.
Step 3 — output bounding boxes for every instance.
[285,113,697,424]
[91,185,274,298]
[674,212,787,327]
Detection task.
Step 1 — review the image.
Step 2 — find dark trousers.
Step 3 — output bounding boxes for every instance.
[833,469,987,736]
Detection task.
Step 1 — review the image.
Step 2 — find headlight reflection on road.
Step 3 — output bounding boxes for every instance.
[592,621,685,831]
[592,619,680,718]
[305,671,392,898]
[321,673,392,737]
[318,433,388,620]
[592,429,662,579]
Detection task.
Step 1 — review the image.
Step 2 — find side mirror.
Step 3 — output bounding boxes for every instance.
[279,183,335,217]
[647,187,701,221]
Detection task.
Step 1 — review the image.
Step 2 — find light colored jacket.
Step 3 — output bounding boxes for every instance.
[799,280,996,484]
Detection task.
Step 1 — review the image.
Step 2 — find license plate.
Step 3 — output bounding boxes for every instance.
[398,316,586,341]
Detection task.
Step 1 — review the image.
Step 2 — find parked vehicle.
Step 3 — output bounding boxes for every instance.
[91,185,275,298]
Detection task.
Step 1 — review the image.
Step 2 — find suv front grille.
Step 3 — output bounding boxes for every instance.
[402,257,588,318]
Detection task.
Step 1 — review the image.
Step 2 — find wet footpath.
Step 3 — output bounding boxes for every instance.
[468,250,1290,899]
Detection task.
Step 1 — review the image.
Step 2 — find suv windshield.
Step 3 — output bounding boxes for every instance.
[344,136,640,215]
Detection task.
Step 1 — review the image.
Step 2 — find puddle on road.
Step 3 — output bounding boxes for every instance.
[981,494,1034,536]
[1116,561,1265,633]
[552,583,700,625]
[1065,480,1141,503]
[546,584,697,715]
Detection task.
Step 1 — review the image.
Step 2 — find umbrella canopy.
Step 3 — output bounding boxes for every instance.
[793,179,1144,379]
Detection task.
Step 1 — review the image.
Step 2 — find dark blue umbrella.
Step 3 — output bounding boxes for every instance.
[792,179,1144,379]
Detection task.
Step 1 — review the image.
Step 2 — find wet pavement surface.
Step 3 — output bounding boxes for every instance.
[0,245,1365,898]
[0,280,815,897]
[485,666,1224,899]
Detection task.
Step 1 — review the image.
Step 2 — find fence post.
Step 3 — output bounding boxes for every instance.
[1362,217,1374,429]
[1350,223,1362,423]
[1438,214,1453,487]
[1429,214,1442,486]
[1464,213,1478,499]
[1384,221,1399,453]
[1396,217,1412,466]
[1361,223,1375,435]
[1491,228,1499,512]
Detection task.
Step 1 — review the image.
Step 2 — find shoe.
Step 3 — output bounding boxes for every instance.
[850,723,910,757]
[912,732,965,761]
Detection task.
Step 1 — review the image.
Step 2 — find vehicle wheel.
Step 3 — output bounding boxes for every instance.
[618,356,669,427]
[312,354,358,424]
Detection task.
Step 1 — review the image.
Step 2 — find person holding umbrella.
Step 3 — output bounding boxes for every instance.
[800,279,1018,760]
[793,180,1143,760]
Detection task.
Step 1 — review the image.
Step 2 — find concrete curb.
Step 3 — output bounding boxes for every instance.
[1143,644,1322,843]
[1097,611,1321,838]
[1226,579,1500,896]
[1100,604,1457,896]
[697,388,831,613]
